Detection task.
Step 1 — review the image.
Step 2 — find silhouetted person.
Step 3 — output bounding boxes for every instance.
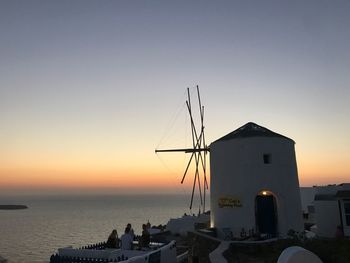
[120,227,133,250]
[146,221,151,230]
[106,229,119,248]
[140,223,150,248]
[127,223,135,239]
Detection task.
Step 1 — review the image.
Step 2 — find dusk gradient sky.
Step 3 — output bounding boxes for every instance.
[1,0,350,194]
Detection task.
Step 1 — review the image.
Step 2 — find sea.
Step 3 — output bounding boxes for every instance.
[0,194,193,262]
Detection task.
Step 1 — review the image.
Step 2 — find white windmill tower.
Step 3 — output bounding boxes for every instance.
[209,122,303,238]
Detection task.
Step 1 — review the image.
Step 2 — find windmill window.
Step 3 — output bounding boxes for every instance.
[263,154,271,164]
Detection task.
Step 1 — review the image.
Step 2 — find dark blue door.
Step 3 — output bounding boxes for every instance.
[256,195,277,237]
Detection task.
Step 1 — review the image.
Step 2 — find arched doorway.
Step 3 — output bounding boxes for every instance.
[255,191,278,237]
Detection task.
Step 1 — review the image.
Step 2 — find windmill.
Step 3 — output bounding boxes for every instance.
[155,86,210,212]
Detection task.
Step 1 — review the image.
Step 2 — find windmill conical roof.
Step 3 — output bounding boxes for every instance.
[213,122,294,143]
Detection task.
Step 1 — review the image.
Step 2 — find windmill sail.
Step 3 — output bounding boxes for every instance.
[155,86,209,211]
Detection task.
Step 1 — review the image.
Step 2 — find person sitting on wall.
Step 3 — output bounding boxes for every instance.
[106,229,119,248]
[139,223,150,248]
[120,227,133,250]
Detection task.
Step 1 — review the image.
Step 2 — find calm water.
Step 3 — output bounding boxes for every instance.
[0,194,191,262]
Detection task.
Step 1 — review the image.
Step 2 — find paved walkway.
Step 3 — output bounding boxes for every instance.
[209,241,230,263]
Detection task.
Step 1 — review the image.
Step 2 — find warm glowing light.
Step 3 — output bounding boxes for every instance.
[262,191,267,196]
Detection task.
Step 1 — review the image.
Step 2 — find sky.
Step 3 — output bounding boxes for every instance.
[0,0,349,195]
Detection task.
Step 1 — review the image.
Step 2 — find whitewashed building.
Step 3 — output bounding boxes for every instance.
[210,122,303,238]
[312,184,350,238]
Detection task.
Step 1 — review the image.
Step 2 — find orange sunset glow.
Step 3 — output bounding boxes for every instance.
[1,130,349,195]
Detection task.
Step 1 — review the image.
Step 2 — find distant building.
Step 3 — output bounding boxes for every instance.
[311,184,350,238]
[300,187,317,229]
[210,122,303,238]
[166,213,210,236]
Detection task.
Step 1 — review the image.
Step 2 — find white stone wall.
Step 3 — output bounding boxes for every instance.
[314,200,340,238]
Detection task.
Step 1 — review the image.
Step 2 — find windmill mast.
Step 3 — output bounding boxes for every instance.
[155,86,209,212]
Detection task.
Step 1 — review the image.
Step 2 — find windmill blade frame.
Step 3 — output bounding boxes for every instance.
[155,85,210,212]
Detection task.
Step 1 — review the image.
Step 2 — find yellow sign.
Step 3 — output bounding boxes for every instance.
[218,196,242,208]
